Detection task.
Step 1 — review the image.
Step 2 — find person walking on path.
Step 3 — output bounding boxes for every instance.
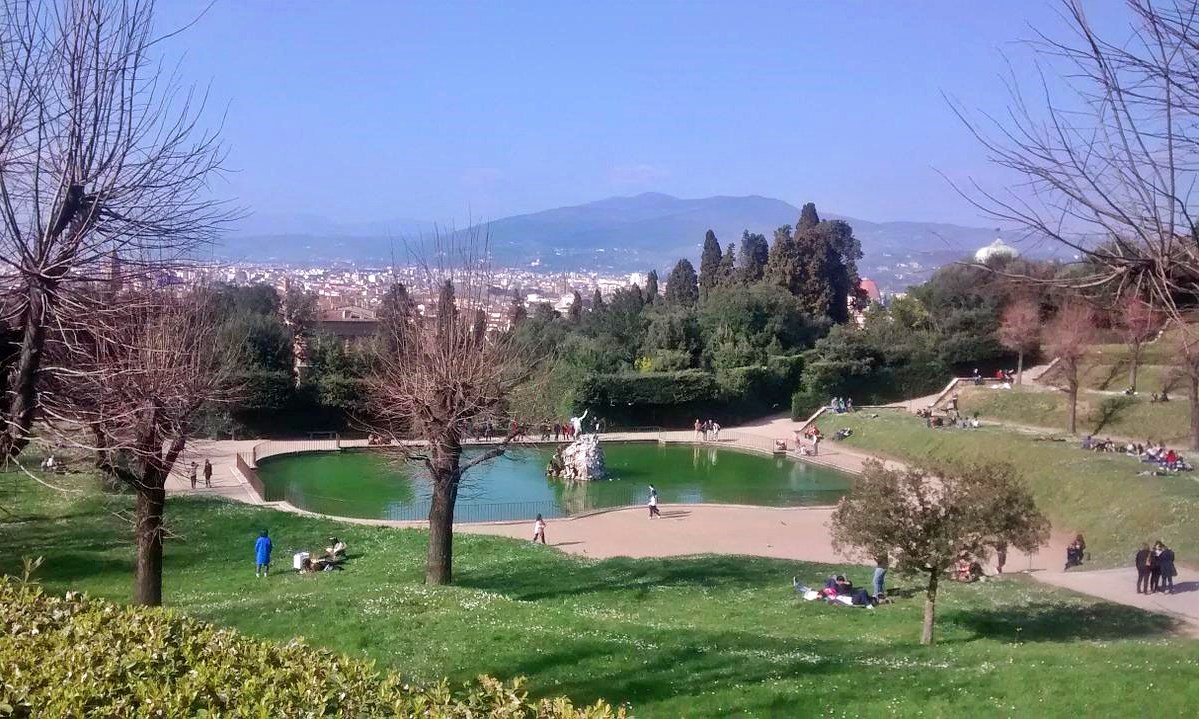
[1135,544,1153,594]
[254,530,273,578]
[648,486,661,518]
[995,542,1008,575]
[532,514,547,544]
[1157,542,1177,593]
[872,554,887,598]
[188,461,198,490]
[202,459,212,488]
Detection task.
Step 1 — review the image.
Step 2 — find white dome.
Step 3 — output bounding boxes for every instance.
[975,238,1018,263]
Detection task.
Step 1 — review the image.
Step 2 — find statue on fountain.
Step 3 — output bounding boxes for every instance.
[547,410,606,480]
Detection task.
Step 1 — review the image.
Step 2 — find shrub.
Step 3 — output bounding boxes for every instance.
[0,578,624,718]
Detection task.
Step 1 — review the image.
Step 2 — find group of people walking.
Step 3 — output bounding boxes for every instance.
[1135,541,1178,593]
[693,419,721,442]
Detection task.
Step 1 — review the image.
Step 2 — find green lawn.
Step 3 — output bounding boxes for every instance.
[956,385,1193,444]
[3,472,1199,716]
[816,411,1199,566]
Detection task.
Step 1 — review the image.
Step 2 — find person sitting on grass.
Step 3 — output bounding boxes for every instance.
[324,537,347,559]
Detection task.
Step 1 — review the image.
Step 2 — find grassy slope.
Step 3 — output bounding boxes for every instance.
[3,473,1199,717]
[815,412,1199,566]
[956,385,1192,444]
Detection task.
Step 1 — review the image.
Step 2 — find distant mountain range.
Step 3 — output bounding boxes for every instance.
[222,193,1037,289]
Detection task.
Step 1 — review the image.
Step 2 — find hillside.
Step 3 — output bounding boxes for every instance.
[222,193,1035,289]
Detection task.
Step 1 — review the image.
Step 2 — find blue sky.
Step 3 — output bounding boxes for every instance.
[157,0,1126,228]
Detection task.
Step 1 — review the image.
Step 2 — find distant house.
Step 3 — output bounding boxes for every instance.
[316,305,378,344]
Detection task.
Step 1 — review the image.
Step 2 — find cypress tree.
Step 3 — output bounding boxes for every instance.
[764,224,800,294]
[718,242,736,285]
[644,269,659,303]
[698,229,723,300]
[591,287,605,312]
[738,231,769,284]
[798,202,821,231]
[664,259,699,307]
[507,296,528,327]
[568,290,583,323]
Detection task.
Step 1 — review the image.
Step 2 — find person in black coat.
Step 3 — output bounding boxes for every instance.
[1149,544,1162,592]
[1135,544,1153,594]
[1156,542,1177,593]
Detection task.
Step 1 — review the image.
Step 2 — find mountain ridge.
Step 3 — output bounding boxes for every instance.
[220,193,1028,288]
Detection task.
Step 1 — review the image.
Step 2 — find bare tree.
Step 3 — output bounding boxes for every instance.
[832,460,1048,645]
[997,297,1042,385]
[1046,302,1096,434]
[40,291,239,605]
[366,236,543,585]
[1117,295,1164,392]
[0,0,231,458]
[952,0,1199,447]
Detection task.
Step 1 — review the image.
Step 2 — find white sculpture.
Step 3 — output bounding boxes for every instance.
[569,409,589,436]
[556,433,606,481]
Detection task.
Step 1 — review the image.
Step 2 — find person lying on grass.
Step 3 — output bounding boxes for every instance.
[793,576,880,607]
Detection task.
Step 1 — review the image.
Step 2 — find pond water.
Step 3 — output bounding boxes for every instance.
[257,442,853,522]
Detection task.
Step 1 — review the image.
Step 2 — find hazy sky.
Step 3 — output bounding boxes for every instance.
[156,0,1127,227]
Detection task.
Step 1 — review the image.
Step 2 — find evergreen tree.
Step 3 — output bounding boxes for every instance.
[644,269,659,303]
[791,223,835,318]
[591,287,605,312]
[568,290,583,323]
[698,229,723,300]
[436,280,456,340]
[818,219,865,323]
[718,242,736,285]
[664,258,700,307]
[764,225,801,294]
[507,296,528,327]
[738,231,769,284]
[377,282,416,345]
[798,202,821,231]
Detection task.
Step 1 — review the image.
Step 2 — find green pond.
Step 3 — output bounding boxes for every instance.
[257,442,853,522]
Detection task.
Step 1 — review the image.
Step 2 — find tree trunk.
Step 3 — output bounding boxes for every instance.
[425,432,463,585]
[1066,383,1078,434]
[1129,345,1141,392]
[3,284,48,458]
[1189,374,1199,452]
[134,477,166,606]
[1016,350,1024,386]
[921,571,939,645]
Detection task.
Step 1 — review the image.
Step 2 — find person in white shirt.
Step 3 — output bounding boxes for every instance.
[532,514,547,544]
[648,492,661,518]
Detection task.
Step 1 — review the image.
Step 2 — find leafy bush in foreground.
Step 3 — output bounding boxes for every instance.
[0,578,623,718]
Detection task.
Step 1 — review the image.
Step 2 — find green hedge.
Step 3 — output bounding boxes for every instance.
[576,369,718,407]
[0,578,623,718]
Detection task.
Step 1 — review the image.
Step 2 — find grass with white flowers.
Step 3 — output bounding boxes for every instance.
[3,471,1199,717]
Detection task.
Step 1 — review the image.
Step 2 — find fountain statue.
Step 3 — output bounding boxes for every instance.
[547,433,606,481]
[569,409,589,436]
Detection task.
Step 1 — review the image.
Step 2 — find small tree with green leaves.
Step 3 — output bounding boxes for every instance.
[831,460,1048,645]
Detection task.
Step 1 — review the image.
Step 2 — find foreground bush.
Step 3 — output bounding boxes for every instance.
[0,578,623,718]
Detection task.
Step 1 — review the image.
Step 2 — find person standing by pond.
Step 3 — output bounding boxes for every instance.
[202,459,212,488]
[255,530,273,578]
[648,485,661,518]
[532,514,547,544]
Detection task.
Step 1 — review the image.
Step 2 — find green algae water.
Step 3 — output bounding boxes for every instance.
[257,442,852,522]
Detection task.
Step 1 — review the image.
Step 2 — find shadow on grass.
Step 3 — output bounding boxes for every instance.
[459,555,813,601]
[1090,396,1135,435]
[949,601,1179,642]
